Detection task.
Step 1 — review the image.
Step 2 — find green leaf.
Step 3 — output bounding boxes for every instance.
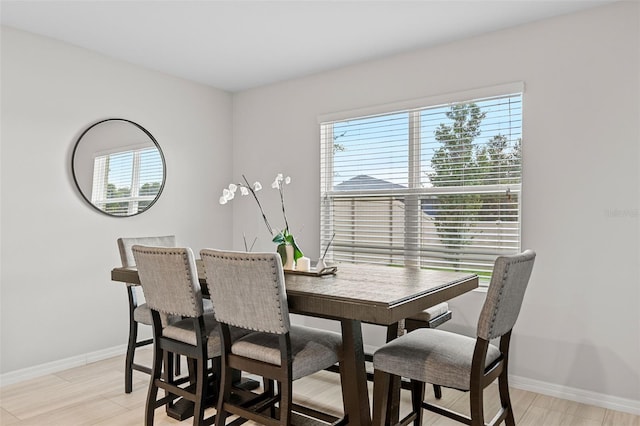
[272,231,286,245]
[289,234,304,261]
[276,243,288,265]
[273,231,304,264]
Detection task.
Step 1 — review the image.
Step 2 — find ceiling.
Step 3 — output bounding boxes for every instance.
[1,1,613,92]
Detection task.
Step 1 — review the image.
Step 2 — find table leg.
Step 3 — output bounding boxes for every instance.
[339,319,371,426]
[384,323,402,425]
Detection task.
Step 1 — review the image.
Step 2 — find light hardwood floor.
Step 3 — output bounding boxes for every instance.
[1,348,638,425]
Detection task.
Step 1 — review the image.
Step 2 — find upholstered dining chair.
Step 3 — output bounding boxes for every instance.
[132,245,227,426]
[372,250,536,426]
[117,235,179,393]
[200,249,346,426]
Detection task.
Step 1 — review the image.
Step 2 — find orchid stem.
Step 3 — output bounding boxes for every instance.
[279,184,289,232]
[242,174,274,236]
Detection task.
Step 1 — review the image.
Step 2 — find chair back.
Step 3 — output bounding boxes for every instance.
[477,249,536,340]
[117,235,176,267]
[200,249,290,334]
[132,245,204,318]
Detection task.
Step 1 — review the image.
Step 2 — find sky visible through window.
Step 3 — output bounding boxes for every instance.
[107,151,133,189]
[106,147,162,191]
[331,95,522,189]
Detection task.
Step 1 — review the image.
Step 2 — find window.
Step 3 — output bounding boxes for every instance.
[320,84,523,283]
[91,146,164,216]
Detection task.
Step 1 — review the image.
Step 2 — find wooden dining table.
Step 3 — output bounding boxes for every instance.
[111,261,478,425]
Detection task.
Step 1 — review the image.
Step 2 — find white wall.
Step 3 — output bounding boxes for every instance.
[232,1,639,410]
[1,27,234,374]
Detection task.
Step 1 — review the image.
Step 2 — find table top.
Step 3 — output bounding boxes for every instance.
[111,262,478,326]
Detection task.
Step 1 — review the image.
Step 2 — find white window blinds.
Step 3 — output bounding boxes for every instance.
[320,89,522,283]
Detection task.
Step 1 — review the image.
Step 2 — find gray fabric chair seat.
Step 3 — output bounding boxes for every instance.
[231,325,342,380]
[134,299,214,325]
[408,302,449,322]
[133,303,153,324]
[163,313,249,356]
[373,328,501,391]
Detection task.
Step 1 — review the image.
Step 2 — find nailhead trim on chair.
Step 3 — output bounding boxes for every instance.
[201,250,289,334]
[133,246,201,317]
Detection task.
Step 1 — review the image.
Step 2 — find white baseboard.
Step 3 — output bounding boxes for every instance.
[2,346,639,416]
[509,375,640,416]
[0,345,126,387]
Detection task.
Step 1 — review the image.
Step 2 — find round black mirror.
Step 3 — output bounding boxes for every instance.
[72,118,166,217]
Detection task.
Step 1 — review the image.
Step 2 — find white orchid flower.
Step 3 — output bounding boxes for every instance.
[272,173,285,189]
[222,188,234,201]
[217,173,295,247]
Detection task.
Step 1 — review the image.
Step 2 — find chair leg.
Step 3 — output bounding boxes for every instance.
[174,353,181,376]
[163,350,174,383]
[372,369,391,426]
[433,384,442,399]
[214,363,233,426]
[187,358,197,384]
[279,380,293,426]
[210,357,221,404]
[411,380,425,426]
[193,357,207,426]
[498,371,515,426]
[469,386,485,426]
[125,320,138,394]
[264,379,276,418]
[145,344,163,426]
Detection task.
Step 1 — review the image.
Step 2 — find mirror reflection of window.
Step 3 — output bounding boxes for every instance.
[91,146,163,216]
[72,118,166,217]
